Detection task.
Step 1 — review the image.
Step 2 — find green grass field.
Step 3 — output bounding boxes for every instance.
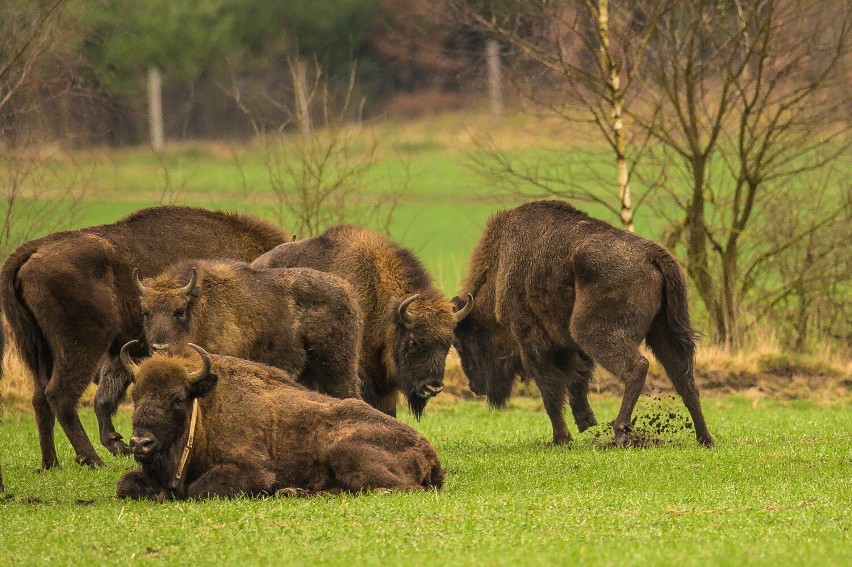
[2,112,850,565]
[1,397,850,565]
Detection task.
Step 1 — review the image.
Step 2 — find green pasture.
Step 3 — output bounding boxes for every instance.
[0,396,850,565]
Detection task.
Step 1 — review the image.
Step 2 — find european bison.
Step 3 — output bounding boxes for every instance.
[252,225,471,418]
[452,200,714,447]
[116,343,445,500]
[135,259,361,399]
[0,206,287,468]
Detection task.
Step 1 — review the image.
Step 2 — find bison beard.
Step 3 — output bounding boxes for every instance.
[453,200,714,448]
[0,206,287,470]
[116,344,445,500]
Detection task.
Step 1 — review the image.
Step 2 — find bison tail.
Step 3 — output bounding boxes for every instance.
[1,247,52,387]
[649,250,698,376]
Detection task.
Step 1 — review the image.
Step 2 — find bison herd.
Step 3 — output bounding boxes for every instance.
[0,199,713,499]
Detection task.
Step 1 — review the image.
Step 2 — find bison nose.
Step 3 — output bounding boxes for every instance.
[129,434,157,456]
[417,380,444,399]
[150,343,169,353]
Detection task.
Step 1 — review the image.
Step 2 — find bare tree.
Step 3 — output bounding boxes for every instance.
[641,0,851,348]
[458,0,667,230]
[744,167,851,353]
[1,0,89,259]
[228,59,407,237]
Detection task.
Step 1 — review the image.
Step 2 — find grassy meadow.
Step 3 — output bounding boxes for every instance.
[1,397,850,565]
[2,112,850,565]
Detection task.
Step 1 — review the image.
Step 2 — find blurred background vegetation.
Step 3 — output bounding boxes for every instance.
[0,0,849,365]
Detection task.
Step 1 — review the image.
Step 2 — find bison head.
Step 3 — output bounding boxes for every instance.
[134,266,198,354]
[389,293,471,419]
[451,294,516,408]
[120,341,216,464]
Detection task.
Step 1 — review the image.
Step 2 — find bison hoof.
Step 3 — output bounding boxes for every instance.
[552,434,573,446]
[612,431,630,447]
[698,434,715,448]
[106,440,131,456]
[75,454,105,468]
[276,487,312,498]
[576,417,598,433]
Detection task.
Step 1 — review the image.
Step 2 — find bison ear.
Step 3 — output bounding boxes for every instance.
[188,373,218,399]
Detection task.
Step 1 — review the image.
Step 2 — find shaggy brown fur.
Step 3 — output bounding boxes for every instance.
[0,206,287,469]
[138,260,362,399]
[252,225,459,418]
[453,200,714,447]
[116,349,444,500]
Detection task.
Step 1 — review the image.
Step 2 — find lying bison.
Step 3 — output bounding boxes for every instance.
[134,260,361,399]
[116,343,445,500]
[252,225,471,418]
[453,200,714,448]
[0,206,287,469]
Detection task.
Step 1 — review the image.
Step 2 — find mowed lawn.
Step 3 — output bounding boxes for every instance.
[1,396,850,566]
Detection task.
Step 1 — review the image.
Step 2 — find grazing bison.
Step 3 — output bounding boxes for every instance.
[0,206,287,469]
[252,225,470,418]
[452,200,714,448]
[135,260,361,399]
[116,343,445,500]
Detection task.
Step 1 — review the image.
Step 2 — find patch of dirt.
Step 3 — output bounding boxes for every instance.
[586,392,694,448]
[440,349,850,403]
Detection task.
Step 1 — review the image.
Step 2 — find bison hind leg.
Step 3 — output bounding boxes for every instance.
[646,321,714,447]
[326,444,423,493]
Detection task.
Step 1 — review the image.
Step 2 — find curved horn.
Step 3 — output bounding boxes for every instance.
[453,293,474,324]
[120,340,141,379]
[397,293,420,326]
[181,267,198,295]
[132,268,147,295]
[186,343,211,383]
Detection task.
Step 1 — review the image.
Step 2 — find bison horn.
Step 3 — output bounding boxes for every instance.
[186,343,211,383]
[397,293,420,327]
[120,340,141,379]
[453,293,474,324]
[132,268,147,295]
[181,267,198,295]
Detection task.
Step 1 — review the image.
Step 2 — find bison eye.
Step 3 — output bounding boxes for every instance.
[172,395,184,407]
[409,337,418,349]
[174,308,187,320]
[141,310,150,319]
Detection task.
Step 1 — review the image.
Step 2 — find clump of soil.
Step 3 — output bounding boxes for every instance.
[589,391,694,448]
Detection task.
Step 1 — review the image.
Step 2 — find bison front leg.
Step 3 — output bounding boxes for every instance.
[523,356,572,445]
[186,463,276,499]
[117,469,167,501]
[94,359,133,456]
[560,351,598,433]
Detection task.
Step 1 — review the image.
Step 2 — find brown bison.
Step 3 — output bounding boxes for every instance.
[452,200,714,447]
[252,225,471,418]
[0,206,287,469]
[116,343,445,500]
[134,259,362,399]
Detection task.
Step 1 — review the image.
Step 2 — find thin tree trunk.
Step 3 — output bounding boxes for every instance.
[147,67,165,152]
[597,0,633,231]
[685,158,727,345]
[721,245,739,350]
[292,57,312,140]
[486,38,503,117]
